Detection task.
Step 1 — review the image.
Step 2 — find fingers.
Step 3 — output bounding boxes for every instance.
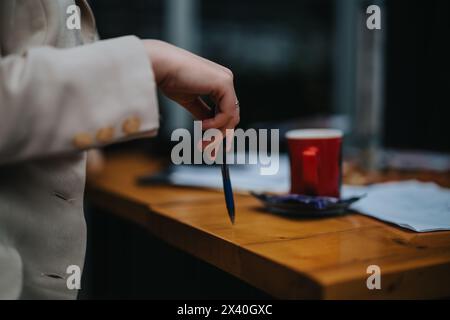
[200,112,230,152]
[202,75,240,132]
[202,112,230,130]
[182,97,212,120]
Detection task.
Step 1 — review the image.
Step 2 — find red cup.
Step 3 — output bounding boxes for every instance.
[286,129,343,198]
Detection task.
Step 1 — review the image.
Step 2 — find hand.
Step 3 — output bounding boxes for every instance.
[143,40,240,138]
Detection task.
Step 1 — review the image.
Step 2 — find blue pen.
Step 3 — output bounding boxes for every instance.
[221,149,235,224]
[211,105,235,225]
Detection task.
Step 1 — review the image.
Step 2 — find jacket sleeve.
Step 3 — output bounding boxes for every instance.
[0,35,159,165]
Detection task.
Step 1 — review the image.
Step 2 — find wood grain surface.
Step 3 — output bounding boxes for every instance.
[86,152,450,299]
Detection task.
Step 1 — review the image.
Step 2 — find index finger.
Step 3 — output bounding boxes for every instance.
[202,78,238,130]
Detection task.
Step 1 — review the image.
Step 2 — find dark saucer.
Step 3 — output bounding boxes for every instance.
[251,192,365,217]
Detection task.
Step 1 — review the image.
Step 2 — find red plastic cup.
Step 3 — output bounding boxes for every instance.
[286,129,343,198]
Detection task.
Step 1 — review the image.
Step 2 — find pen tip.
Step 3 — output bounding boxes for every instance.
[230,213,235,225]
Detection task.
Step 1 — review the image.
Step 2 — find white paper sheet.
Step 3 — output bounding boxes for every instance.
[166,154,290,193]
[343,181,450,232]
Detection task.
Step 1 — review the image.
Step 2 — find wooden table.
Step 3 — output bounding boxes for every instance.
[86,152,450,299]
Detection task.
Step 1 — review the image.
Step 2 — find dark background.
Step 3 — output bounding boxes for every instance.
[89,0,449,152]
[384,0,449,151]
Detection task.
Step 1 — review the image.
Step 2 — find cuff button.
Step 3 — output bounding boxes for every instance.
[122,116,141,135]
[73,133,93,149]
[96,127,115,143]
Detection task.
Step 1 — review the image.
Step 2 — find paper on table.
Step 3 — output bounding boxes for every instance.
[166,153,290,193]
[343,181,450,232]
[165,155,450,232]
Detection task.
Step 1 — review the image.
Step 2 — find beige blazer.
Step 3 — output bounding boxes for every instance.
[0,0,159,299]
